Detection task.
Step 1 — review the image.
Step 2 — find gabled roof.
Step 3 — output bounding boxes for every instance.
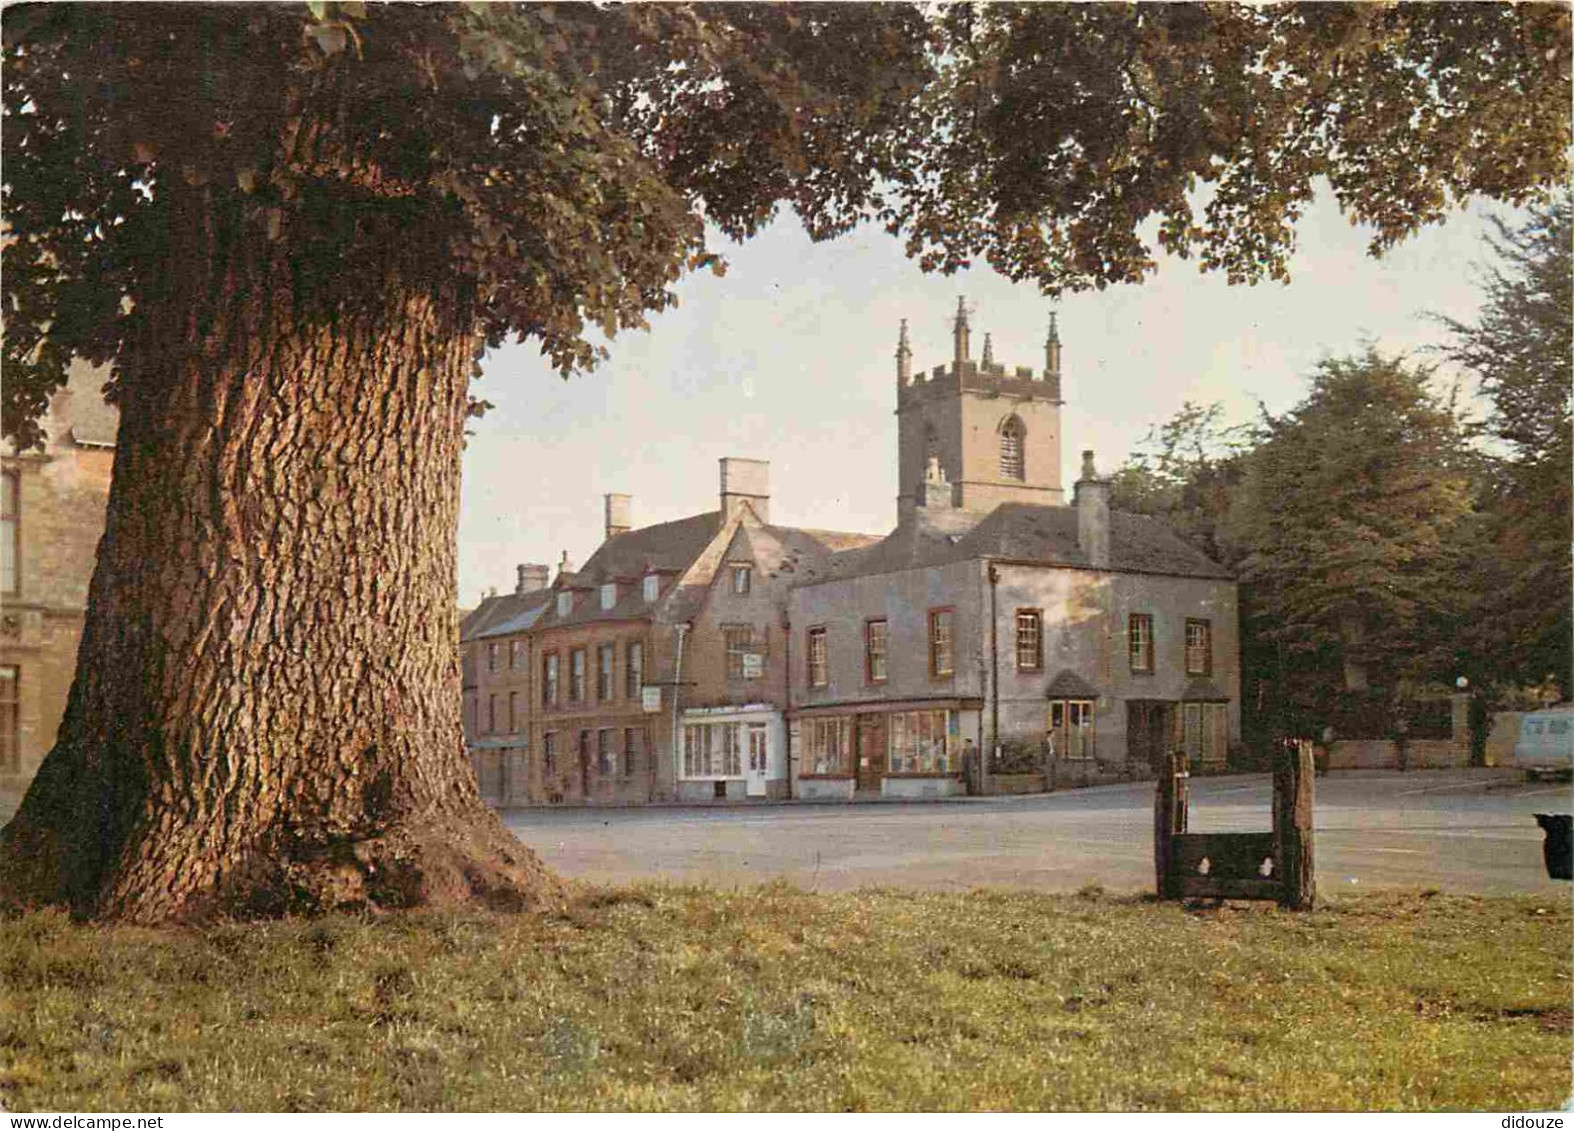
[577,511,723,581]
[1180,677,1230,702]
[533,509,884,633]
[1045,669,1103,699]
[813,503,1232,584]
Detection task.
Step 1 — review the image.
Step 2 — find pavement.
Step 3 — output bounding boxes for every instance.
[501,767,1573,896]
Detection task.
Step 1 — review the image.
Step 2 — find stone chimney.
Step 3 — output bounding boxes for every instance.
[1074,449,1110,569]
[604,493,632,539]
[556,550,574,580]
[515,563,550,595]
[719,457,770,524]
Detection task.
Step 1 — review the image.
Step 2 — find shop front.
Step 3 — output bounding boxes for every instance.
[675,704,787,801]
[792,698,982,800]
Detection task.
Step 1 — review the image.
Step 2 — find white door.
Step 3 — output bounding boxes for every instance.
[745,723,769,797]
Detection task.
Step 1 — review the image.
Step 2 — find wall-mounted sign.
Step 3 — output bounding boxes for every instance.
[641,686,662,713]
[742,653,763,679]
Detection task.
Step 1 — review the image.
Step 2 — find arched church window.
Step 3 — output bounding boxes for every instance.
[1000,417,1025,480]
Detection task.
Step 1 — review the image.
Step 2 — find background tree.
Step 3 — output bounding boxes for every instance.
[2,3,1568,922]
[1110,401,1253,566]
[1438,192,1573,701]
[1229,351,1479,737]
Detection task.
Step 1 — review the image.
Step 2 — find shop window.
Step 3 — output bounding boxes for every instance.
[802,716,853,775]
[888,709,955,773]
[682,721,744,778]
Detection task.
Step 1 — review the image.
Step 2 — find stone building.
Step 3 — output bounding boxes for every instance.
[0,361,117,811]
[460,461,878,804]
[787,306,1239,800]
[464,301,1239,806]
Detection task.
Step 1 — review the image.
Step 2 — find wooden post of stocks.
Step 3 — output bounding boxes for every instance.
[1154,750,1189,900]
[1273,740,1315,909]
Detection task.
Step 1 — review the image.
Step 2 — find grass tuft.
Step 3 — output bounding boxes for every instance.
[0,887,1567,1111]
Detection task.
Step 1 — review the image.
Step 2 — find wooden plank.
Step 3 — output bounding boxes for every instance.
[1154,750,1189,899]
[1273,741,1316,909]
[1169,832,1276,879]
[1173,876,1284,901]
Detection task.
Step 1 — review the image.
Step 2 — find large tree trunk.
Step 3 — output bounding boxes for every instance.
[0,188,561,923]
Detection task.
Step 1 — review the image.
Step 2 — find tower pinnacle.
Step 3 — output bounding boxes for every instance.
[1045,310,1062,381]
[981,332,995,368]
[952,296,971,369]
[896,318,912,385]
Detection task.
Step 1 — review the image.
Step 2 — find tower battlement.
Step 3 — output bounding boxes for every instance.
[893,300,1066,521]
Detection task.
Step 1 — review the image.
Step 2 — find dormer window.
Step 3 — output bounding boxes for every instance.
[1000,416,1025,480]
[730,565,751,595]
[643,574,659,603]
[600,582,617,610]
[556,591,572,618]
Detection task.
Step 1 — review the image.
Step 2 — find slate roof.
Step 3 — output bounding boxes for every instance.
[576,512,723,581]
[531,512,883,632]
[815,503,1232,583]
[460,588,552,643]
[1045,669,1103,699]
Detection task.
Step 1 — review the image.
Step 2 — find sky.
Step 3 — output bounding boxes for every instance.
[457,188,1512,604]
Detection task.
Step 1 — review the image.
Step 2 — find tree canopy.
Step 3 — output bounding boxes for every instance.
[6,2,1569,447]
[1439,192,1573,698]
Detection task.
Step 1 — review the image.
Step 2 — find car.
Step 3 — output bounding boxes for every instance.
[1513,706,1574,781]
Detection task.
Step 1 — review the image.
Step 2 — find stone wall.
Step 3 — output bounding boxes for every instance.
[0,365,116,810]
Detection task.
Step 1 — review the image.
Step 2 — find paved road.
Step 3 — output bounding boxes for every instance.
[502,768,1572,896]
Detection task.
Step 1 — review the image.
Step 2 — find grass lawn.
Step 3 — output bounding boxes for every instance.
[2,885,1569,1112]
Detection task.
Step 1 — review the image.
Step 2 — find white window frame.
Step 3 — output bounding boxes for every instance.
[600,582,617,610]
[731,565,752,595]
[1049,699,1096,760]
[557,591,572,617]
[642,573,659,603]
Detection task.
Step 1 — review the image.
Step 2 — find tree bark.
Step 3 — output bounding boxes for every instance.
[0,187,562,923]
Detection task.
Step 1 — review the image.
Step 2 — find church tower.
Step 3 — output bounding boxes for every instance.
[895,300,1065,522]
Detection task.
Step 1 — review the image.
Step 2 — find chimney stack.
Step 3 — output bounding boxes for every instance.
[556,550,574,580]
[1074,449,1110,569]
[516,563,551,595]
[604,493,632,540]
[719,457,770,524]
